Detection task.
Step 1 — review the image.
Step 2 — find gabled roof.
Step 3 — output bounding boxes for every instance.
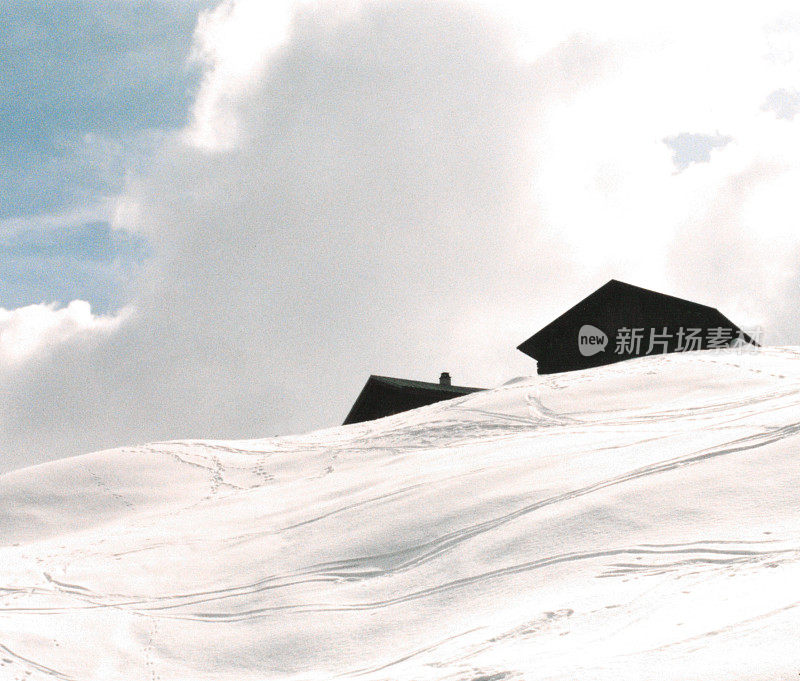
[518,279,758,374]
[536,279,720,330]
[343,375,483,425]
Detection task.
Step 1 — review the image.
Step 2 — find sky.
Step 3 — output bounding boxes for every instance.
[2,0,800,472]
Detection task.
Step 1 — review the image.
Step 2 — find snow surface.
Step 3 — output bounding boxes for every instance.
[2,348,800,680]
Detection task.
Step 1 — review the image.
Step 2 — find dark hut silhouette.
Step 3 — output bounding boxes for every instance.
[518,279,758,374]
[343,372,483,425]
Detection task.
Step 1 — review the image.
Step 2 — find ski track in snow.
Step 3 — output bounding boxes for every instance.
[2,349,800,679]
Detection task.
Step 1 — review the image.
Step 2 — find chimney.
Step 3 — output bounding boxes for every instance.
[439,372,451,387]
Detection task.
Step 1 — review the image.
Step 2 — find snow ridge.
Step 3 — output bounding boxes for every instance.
[2,348,800,680]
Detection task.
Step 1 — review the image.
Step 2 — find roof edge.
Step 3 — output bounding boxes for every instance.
[368,374,484,393]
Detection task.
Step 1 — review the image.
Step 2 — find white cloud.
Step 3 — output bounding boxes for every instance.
[185,0,299,150]
[4,0,609,472]
[504,1,800,305]
[0,301,127,367]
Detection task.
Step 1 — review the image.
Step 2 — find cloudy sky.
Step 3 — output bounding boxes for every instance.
[3,0,800,472]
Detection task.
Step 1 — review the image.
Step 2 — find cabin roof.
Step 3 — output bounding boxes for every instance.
[517,279,758,374]
[343,374,483,425]
[522,279,756,346]
[367,374,482,394]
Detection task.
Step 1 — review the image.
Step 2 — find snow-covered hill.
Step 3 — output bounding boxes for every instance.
[2,348,800,680]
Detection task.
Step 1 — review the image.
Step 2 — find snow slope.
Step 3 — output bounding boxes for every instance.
[2,348,800,681]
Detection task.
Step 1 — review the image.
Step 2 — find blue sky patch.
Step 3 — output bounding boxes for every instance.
[1,1,214,310]
[762,88,800,120]
[663,132,733,172]
[0,221,149,312]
